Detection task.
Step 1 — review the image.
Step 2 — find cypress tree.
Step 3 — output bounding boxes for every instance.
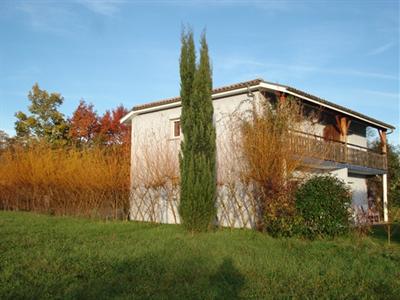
[179,29,216,232]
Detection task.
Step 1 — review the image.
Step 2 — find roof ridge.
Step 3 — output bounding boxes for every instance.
[128,78,394,130]
[132,78,263,111]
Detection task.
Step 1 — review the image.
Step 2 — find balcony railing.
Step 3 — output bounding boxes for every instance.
[290,131,387,171]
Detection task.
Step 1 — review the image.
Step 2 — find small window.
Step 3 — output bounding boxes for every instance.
[172,119,181,138]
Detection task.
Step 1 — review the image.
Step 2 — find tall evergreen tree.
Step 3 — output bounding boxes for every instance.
[179,29,216,232]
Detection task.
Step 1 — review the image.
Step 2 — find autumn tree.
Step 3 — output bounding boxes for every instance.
[110,105,131,145]
[69,101,130,147]
[69,100,100,145]
[15,83,69,145]
[98,110,113,144]
[98,105,130,146]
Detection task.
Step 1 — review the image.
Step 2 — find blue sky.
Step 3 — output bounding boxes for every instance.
[0,0,399,144]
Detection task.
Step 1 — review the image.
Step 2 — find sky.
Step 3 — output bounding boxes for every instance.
[0,0,399,144]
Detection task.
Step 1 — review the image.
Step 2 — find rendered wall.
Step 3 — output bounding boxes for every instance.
[129,91,370,228]
[329,168,368,217]
[129,92,259,228]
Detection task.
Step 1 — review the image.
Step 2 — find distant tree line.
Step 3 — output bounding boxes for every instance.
[8,83,130,148]
[0,84,131,219]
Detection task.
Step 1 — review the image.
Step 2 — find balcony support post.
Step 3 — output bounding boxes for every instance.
[383,173,388,222]
[378,130,387,154]
[335,116,351,162]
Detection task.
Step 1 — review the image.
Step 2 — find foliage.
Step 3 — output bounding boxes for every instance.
[15,83,69,145]
[1,211,399,299]
[179,29,216,232]
[386,143,400,207]
[13,84,130,149]
[367,141,400,223]
[98,105,131,146]
[4,84,132,220]
[0,142,129,219]
[372,141,400,207]
[178,28,197,230]
[69,100,100,145]
[0,130,9,150]
[69,101,131,148]
[240,98,299,231]
[236,94,327,232]
[265,214,305,238]
[295,175,352,238]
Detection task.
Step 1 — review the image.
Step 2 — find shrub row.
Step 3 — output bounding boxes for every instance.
[0,143,130,219]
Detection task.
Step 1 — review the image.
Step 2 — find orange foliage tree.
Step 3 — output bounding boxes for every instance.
[69,100,100,145]
[98,105,131,147]
[69,101,130,148]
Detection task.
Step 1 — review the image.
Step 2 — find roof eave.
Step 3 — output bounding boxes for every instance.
[121,79,395,131]
[120,81,261,123]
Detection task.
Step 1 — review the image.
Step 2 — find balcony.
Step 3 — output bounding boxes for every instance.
[290,131,387,171]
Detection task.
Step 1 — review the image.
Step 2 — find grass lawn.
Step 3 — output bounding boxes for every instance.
[0,211,399,299]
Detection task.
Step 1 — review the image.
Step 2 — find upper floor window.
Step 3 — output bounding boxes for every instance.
[171,119,181,138]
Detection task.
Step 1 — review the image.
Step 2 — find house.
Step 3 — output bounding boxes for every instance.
[121,78,395,228]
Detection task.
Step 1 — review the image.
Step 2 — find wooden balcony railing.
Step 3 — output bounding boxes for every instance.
[289,131,387,171]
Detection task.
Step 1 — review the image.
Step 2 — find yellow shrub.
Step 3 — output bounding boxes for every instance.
[0,143,130,219]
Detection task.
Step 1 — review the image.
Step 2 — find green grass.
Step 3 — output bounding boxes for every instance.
[0,212,399,299]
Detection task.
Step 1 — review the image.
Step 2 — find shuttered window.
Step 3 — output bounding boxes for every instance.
[174,120,181,137]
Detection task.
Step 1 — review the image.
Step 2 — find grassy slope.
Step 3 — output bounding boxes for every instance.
[0,212,399,299]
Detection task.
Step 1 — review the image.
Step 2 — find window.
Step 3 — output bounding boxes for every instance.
[171,119,181,138]
[174,120,181,137]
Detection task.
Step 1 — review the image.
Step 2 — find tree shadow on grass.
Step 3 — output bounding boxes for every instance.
[209,258,245,299]
[63,255,244,300]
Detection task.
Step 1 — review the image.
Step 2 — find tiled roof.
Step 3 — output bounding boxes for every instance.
[284,86,395,130]
[131,78,394,130]
[132,78,263,111]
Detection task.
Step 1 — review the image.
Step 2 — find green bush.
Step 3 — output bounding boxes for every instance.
[265,214,304,237]
[295,175,352,238]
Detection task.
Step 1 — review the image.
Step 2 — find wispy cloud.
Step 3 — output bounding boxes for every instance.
[15,1,124,34]
[358,89,399,99]
[141,0,290,9]
[16,2,86,34]
[2,66,41,81]
[367,42,395,56]
[76,0,125,16]
[334,69,398,80]
[216,57,399,81]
